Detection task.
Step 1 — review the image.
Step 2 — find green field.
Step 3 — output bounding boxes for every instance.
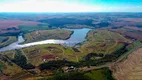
[42,67,114,80]
[0,62,3,71]
[84,68,114,80]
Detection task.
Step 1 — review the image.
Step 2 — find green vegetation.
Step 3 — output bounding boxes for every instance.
[0,54,22,76]
[39,18,110,29]
[1,29,133,79]
[82,29,129,54]
[38,18,94,27]
[1,13,142,80]
[64,47,74,54]
[13,50,35,69]
[84,68,114,80]
[39,60,78,70]
[40,68,114,80]
[23,29,73,43]
[4,44,79,66]
[81,43,128,66]
[47,72,90,80]
[0,62,3,72]
[0,36,17,48]
[117,41,142,62]
[19,24,48,33]
[2,29,130,67]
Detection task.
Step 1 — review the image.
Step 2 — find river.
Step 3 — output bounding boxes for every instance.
[0,28,91,52]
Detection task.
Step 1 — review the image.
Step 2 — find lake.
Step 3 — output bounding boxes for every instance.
[0,28,91,52]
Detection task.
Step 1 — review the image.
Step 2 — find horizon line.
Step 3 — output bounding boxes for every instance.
[0,12,142,13]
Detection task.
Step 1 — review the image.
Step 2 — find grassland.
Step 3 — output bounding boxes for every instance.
[44,67,114,80]
[0,36,17,48]
[0,13,142,80]
[23,29,73,43]
[0,20,43,36]
[84,68,114,80]
[110,28,142,41]
[0,62,3,71]
[0,29,136,79]
[2,29,130,67]
[0,54,22,77]
[82,29,130,54]
[3,44,82,66]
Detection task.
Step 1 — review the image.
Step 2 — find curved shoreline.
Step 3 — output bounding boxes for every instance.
[22,29,74,44]
[0,28,91,52]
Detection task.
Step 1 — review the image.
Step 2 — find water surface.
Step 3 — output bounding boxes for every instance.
[0,28,90,52]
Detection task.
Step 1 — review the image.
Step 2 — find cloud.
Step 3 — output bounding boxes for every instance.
[0,0,141,12]
[0,0,104,12]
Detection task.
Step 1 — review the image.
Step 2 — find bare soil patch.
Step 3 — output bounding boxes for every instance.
[110,48,142,80]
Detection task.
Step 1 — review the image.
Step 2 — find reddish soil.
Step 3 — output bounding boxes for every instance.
[124,32,142,41]
[0,20,41,30]
[110,29,142,41]
[111,18,142,29]
[110,48,142,80]
[125,26,142,31]
[111,21,137,27]
[118,18,142,22]
[42,55,56,60]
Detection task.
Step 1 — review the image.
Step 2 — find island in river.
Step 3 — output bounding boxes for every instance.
[1,27,139,80]
[0,13,142,80]
[0,28,91,52]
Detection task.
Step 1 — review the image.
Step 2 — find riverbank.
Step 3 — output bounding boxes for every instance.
[0,36,17,48]
[0,28,90,52]
[1,29,141,80]
[23,29,73,44]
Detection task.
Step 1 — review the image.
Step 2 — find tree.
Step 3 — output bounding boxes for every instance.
[13,50,35,69]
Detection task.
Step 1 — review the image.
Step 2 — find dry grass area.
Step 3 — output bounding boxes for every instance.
[118,18,142,22]
[0,54,23,78]
[110,48,142,80]
[0,20,41,30]
[125,26,142,31]
[111,18,142,31]
[110,28,142,41]
[0,20,42,34]
[82,29,129,54]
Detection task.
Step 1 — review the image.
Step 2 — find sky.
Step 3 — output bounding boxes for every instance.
[0,0,142,12]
